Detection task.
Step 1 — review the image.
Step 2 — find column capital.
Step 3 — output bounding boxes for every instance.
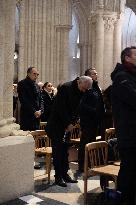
[88,13,104,24]
[103,14,117,31]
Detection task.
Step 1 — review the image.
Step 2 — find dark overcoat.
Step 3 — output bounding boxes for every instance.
[111,63,136,149]
[41,90,55,121]
[17,77,44,131]
[45,79,83,139]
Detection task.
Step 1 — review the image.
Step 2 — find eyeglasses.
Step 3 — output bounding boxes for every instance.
[33,73,39,76]
[47,84,53,87]
[91,73,97,75]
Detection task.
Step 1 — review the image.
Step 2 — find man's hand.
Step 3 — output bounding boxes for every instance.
[66,124,74,132]
[34,110,41,118]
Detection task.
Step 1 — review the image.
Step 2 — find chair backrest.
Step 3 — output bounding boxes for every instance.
[105,128,115,141]
[85,141,108,169]
[40,121,47,130]
[70,123,81,139]
[30,130,51,148]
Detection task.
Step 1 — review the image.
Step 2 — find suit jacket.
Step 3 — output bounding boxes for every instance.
[17,77,44,131]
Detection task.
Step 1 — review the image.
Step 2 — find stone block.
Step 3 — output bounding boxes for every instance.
[0,135,34,203]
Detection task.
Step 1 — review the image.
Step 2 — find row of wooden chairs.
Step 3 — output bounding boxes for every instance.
[31,122,118,205]
[39,121,116,143]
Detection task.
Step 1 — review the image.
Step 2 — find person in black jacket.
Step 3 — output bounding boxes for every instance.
[45,76,92,187]
[78,87,102,172]
[17,67,44,131]
[41,82,55,122]
[85,68,105,139]
[102,85,113,129]
[111,46,136,205]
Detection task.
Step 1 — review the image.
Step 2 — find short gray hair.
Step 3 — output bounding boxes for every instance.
[79,75,92,83]
[78,75,93,89]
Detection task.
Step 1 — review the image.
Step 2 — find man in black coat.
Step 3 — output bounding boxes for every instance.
[17,67,44,131]
[78,87,103,172]
[45,76,92,187]
[111,46,136,205]
[84,68,105,139]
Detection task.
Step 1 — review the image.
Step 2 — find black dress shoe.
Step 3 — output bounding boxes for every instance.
[55,178,67,187]
[63,174,78,183]
[34,164,41,169]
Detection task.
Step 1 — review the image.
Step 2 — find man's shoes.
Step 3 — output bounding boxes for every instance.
[63,174,78,183]
[34,164,41,169]
[55,177,67,187]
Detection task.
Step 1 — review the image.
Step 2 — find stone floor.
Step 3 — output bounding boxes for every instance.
[2,157,102,205]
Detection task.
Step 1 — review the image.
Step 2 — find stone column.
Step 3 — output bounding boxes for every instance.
[18,0,72,86]
[88,19,92,68]
[0,0,5,121]
[95,14,104,88]
[55,25,72,84]
[113,15,123,66]
[103,14,116,88]
[0,1,34,203]
[79,43,89,75]
[2,0,16,119]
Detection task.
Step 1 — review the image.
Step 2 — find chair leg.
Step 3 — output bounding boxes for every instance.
[84,177,87,205]
[47,154,51,183]
[45,154,51,184]
[114,176,117,189]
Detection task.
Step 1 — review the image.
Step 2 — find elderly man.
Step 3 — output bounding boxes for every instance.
[111,46,136,205]
[17,67,44,131]
[45,76,92,187]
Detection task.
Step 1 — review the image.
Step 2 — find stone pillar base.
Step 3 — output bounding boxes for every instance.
[0,135,34,203]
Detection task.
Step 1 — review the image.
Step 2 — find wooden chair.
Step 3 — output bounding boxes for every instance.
[105,128,115,141]
[69,123,81,145]
[40,121,47,130]
[84,141,120,205]
[30,130,52,183]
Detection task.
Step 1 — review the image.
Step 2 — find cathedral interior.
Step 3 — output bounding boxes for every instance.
[0,0,136,204]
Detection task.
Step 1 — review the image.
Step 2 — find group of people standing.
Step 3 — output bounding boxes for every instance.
[17,66,108,187]
[17,46,136,205]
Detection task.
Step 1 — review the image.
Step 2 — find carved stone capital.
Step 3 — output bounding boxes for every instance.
[103,14,117,31]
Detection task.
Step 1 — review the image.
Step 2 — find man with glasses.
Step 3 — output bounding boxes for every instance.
[17,67,44,131]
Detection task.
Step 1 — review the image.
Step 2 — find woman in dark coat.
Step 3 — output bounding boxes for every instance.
[41,82,55,122]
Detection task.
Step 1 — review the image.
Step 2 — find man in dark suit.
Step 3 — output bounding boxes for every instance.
[45,76,92,187]
[85,68,105,139]
[17,67,44,131]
